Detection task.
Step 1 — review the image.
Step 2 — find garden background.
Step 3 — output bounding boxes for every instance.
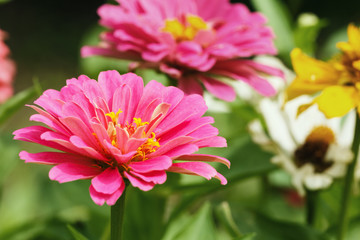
[1,0,360,239]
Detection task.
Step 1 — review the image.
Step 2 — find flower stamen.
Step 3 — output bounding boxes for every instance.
[162,14,208,41]
[294,126,335,173]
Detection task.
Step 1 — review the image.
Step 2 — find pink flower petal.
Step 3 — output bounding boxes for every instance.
[130,170,167,184]
[168,162,218,180]
[177,76,203,96]
[149,136,194,157]
[89,183,125,206]
[199,75,236,101]
[49,163,102,183]
[124,171,155,191]
[13,126,70,152]
[174,154,230,168]
[165,144,199,158]
[194,136,227,148]
[158,116,214,142]
[129,155,172,173]
[215,173,228,185]
[19,151,91,165]
[157,94,207,133]
[91,167,123,194]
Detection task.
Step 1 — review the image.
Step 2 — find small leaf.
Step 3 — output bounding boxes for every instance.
[0,81,41,125]
[67,225,89,240]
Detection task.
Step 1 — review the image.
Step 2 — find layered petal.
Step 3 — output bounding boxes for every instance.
[314,86,358,118]
[14,70,229,206]
[81,0,280,101]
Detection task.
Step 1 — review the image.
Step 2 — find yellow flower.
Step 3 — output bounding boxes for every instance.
[286,24,360,118]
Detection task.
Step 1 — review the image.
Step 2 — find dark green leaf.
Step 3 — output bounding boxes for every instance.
[0,82,40,125]
[254,213,329,240]
[67,225,89,240]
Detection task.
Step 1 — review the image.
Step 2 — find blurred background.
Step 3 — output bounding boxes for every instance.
[0,0,360,239]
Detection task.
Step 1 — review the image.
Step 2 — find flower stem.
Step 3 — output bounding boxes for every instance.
[111,188,127,240]
[306,189,319,228]
[337,114,360,240]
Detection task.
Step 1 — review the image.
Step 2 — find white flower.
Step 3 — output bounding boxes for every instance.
[250,95,355,195]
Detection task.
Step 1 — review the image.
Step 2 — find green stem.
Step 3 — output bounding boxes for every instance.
[337,114,360,240]
[111,187,127,240]
[306,189,319,228]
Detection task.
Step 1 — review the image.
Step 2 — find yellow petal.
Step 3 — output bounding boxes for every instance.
[347,24,360,51]
[186,15,207,30]
[286,77,331,102]
[336,41,354,53]
[353,60,360,71]
[163,19,185,39]
[290,48,340,85]
[314,86,357,118]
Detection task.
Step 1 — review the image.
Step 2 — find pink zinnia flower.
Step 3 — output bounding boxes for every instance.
[14,70,229,206]
[0,30,15,104]
[82,0,283,102]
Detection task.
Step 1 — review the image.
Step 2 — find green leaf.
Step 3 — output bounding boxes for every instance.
[215,202,243,238]
[251,0,295,65]
[67,224,89,240]
[0,81,41,125]
[162,202,216,240]
[254,213,329,240]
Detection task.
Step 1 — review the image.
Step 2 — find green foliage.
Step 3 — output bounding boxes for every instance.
[253,213,329,240]
[122,188,167,240]
[1,1,360,239]
[0,80,41,125]
[67,225,89,240]
[163,202,216,240]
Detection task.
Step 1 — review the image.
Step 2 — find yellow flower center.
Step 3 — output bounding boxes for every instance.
[294,126,335,173]
[99,109,160,162]
[305,126,335,144]
[162,15,208,41]
[335,24,360,85]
